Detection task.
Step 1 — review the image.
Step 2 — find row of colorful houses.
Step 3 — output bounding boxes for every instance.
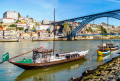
[0,30,50,39]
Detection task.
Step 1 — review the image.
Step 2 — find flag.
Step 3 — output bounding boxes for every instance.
[2,52,9,62]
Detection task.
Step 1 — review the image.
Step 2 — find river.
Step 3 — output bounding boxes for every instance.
[0,40,120,81]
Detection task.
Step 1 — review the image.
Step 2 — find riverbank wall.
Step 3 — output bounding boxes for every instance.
[0,36,120,42]
[70,53,120,81]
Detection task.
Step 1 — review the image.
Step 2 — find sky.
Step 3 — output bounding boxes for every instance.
[0,0,120,25]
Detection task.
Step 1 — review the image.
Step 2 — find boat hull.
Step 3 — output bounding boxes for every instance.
[9,55,87,70]
[110,46,118,51]
[97,50,110,56]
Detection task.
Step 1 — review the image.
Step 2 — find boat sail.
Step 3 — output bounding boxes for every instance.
[7,8,89,70]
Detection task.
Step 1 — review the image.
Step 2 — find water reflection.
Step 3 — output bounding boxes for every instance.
[15,58,86,81]
[97,54,112,62]
[97,50,119,64]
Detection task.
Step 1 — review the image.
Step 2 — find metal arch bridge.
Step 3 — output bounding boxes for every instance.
[55,9,120,36]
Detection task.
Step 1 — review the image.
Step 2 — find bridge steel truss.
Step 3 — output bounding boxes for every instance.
[56,9,120,36]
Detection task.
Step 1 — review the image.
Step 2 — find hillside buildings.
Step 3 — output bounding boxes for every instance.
[18,17,36,23]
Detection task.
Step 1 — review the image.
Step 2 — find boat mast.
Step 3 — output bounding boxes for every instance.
[102,26,103,44]
[53,8,55,55]
[107,17,110,43]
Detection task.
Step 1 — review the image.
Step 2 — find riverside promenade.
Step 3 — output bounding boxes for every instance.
[70,52,120,81]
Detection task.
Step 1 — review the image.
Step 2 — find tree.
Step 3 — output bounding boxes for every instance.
[99,26,107,34]
[26,15,29,18]
[9,24,17,27]
[18,12,21,18]
[62,23,71,36]
[32,27,36,30]
[89,27,93,32]
[0,22,3,25]
[16,27,23,30]
[35,22,40,26]
[86,27,93,32]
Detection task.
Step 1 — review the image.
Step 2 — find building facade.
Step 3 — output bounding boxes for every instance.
[36,25,51,30]
[17,23,27,29]
[0,18,14,24]
[42,20,51,25]
[3,11,18,20]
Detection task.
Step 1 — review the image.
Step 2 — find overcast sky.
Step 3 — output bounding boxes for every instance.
[0,0,120,25]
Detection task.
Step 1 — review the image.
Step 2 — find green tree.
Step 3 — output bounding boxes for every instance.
[9,24,17,27]
[32,27,36,30]
[18,12,21,18]
[26,15,29,18]
[35,22,40,26]
[62,23,71,36]
[0,22,3,25]
[89,27,93,32]
[16,27,23,30]
[86,27,93,32]
[99,26,107,34]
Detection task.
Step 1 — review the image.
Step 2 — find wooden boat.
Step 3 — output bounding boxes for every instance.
[97,43,110,56]
[8,48,89,70]
[15,58,86,81]
[106,43,118,51]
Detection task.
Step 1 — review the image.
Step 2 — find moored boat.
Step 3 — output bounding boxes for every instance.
[97,43,110,56]
[8,48,89,70]
[106,43,118,51]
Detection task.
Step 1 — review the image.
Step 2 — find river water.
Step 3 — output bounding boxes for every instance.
[0,40,120,81]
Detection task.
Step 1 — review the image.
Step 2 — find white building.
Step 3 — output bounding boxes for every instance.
[27,23,35,29]
[0,18,14,24]
[42,20,51,25]
[17,23,27,29]
[3,11,18,20]
[36,25,51,30]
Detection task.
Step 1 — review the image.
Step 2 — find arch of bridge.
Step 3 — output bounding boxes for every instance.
[72,13,120,36]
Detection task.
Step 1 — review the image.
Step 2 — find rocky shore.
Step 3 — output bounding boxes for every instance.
[70,53,120,81]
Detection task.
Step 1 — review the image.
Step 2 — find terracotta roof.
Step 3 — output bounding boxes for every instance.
[3,18,13,19]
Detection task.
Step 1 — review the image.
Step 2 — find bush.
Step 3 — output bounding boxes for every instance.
[32,27,36,30]
[16,27,24,30]
[9,24,17,27]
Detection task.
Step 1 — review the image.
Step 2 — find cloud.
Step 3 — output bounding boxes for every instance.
[107,0,120,3]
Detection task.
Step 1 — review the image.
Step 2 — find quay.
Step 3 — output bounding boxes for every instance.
[0,37,120,42]
[0,39,19,42]
[70,52,120,81]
